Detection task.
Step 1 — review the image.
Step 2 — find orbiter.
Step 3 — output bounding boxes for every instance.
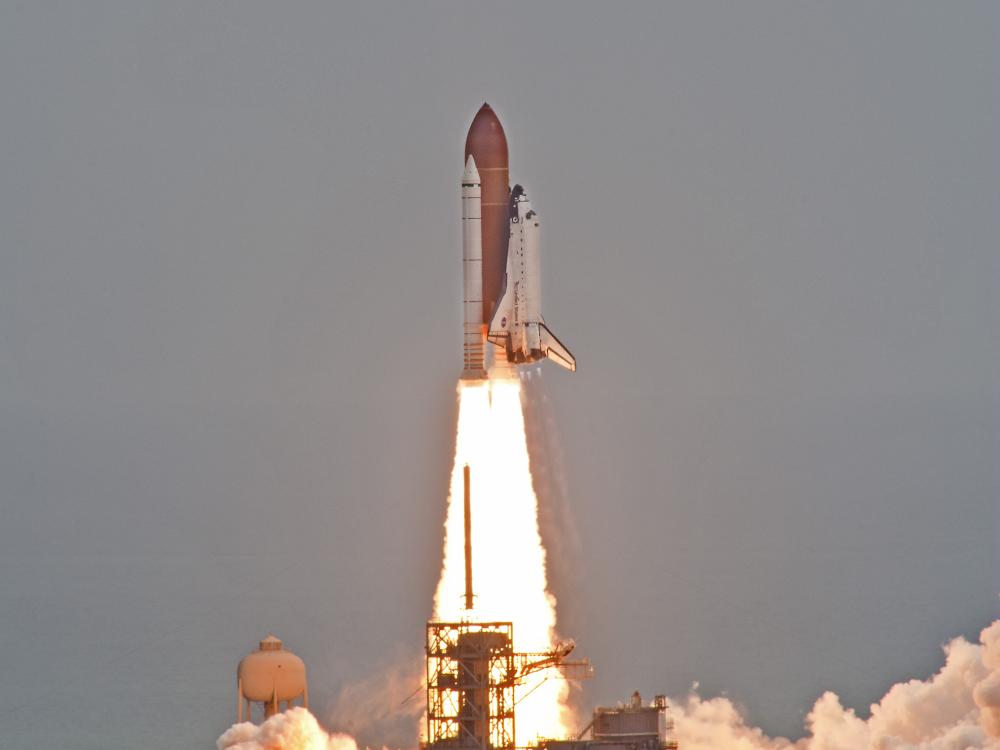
[461,103,576,379]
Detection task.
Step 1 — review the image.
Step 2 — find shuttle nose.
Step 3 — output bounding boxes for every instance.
[465,103,508,169]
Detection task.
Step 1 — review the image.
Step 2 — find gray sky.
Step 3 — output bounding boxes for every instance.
[0,3,997,748]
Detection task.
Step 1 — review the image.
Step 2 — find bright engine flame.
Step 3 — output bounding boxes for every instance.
[433,376,572,742]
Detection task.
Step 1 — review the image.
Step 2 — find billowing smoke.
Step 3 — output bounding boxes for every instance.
[217,707,358,750]
[671,618,1000,750]
[325,653,425,749]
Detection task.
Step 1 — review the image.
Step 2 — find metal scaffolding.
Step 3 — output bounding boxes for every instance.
[426,621,516,750]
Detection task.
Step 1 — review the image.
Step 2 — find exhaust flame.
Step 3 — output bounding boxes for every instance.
[433,377,572,742]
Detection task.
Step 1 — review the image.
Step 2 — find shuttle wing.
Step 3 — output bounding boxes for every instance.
[538,323,576,372]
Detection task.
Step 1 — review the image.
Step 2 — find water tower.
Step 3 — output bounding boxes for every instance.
[237,634,309,722]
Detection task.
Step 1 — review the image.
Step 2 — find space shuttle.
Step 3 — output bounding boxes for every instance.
[461,104,576,379]
[486,185,576,371]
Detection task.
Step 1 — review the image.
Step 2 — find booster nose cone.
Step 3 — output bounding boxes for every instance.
[464,103,508,168]
[463,154,481,185]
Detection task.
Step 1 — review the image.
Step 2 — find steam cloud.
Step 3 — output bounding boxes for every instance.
[672,618,1000,750]
[217,707,358,750]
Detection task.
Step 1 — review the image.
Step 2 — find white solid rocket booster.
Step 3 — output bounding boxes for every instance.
[461,155,486,378]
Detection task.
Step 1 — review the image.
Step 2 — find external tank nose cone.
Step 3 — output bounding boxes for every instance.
[465,103,508,169]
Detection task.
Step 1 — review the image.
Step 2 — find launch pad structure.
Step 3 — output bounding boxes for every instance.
[425,621,516,750]
[425,619,592,750]
[425,466,591,750]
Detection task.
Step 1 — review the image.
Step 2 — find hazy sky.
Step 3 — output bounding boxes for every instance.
[0,3,997,749]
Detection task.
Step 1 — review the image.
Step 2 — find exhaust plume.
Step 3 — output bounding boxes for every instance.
[520,371,584,611]
[433,377,573,741]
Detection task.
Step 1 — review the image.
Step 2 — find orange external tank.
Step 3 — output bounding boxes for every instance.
[465,103,510,324]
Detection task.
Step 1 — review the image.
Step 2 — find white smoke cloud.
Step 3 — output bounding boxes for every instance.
[217,707,359,750]
[672,618,1000,750]
[975,621,1000,738]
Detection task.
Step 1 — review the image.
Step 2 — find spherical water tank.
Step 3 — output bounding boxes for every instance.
[237,634,308,721]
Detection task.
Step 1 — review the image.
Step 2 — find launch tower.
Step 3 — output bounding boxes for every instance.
[425,620,517,750]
